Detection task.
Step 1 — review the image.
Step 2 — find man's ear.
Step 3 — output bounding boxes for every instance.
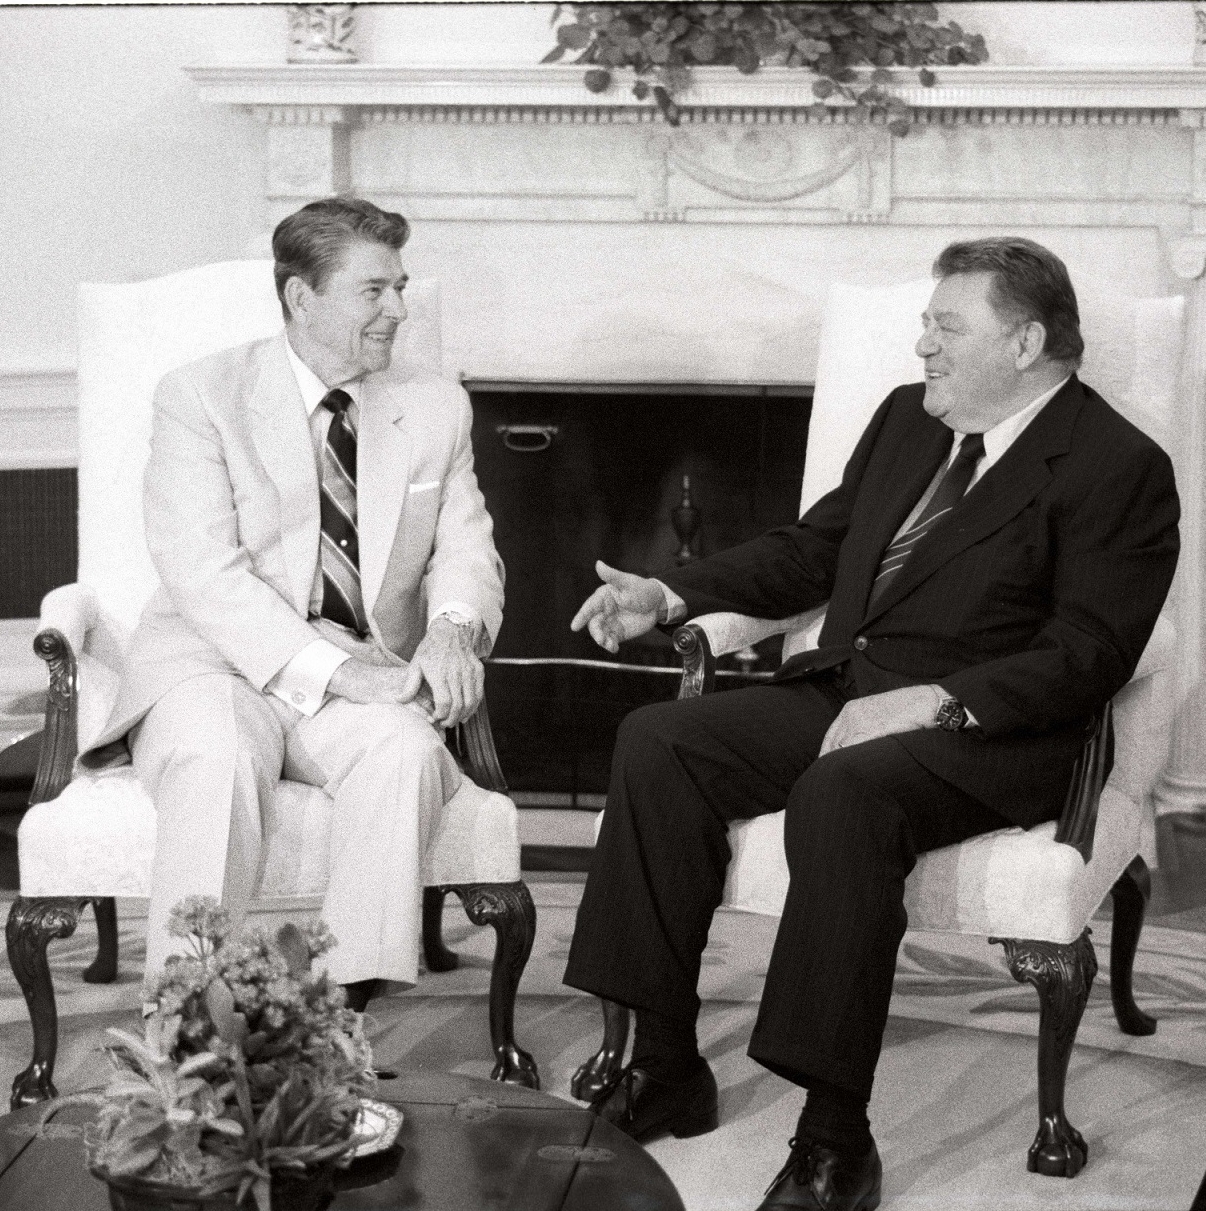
[1014,320,1047,371]
[283,275,310,324]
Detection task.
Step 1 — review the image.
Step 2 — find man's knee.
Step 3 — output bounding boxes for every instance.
[784,745,901,855]
[356,703,444,754]
[615,700,694,767]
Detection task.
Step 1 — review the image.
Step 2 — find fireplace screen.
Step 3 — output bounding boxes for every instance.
[468,381,812,806]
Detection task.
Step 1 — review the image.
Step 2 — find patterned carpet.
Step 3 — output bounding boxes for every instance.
[2,883,1205,1210]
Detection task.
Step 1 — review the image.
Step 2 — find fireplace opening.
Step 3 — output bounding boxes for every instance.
[467,381,812,807]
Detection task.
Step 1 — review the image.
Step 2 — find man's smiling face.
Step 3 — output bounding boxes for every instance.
[296,238,408,384]
[916,271,1030,434]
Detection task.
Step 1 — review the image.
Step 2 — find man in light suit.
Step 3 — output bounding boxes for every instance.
[96,197,503,1012]
[564,238,1179,1210]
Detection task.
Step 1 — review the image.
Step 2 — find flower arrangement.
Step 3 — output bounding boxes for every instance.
[544,2,989,132]
[58,897,375,1211]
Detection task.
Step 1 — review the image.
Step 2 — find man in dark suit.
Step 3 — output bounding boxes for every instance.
[562,237,1180,1211]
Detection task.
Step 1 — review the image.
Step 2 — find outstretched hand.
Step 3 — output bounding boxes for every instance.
[570,560,666,654]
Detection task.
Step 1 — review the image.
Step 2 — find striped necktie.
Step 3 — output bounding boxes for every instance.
[868,431,986,609]
[318,388,370,636]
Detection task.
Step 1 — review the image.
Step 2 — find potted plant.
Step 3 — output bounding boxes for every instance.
[48,897,381,1211]
[544,1,989,132]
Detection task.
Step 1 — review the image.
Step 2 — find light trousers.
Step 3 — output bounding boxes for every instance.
[130,672,461,986]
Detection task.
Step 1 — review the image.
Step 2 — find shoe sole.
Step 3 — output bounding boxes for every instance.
[761,1187,880,1211]
[631,1103,720,1144]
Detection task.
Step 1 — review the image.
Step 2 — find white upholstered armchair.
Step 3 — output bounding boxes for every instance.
[571,277,1184,1179]
[7,261,538,1108]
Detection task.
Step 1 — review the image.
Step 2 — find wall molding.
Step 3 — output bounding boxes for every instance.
[0,367,77,469]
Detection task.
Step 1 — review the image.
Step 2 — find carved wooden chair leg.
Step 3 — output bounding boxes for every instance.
[82,897,119,984]
[6,896,85,1109]
[570,998,631,1102]
[1109,856,1157,1036]
[421,887,459,974]
[994,930,1097,1178]
[447,880,540,1090]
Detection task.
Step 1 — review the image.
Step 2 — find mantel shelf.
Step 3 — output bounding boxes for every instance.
[186,63,1206,116]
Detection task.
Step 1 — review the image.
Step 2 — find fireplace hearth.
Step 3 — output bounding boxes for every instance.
[468,380,811,805]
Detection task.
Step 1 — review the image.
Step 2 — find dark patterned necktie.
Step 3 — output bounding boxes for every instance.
[868,431,986,609]
[318,388,369,635]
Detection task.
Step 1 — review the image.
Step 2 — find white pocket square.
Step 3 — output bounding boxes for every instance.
[408,480,441,494]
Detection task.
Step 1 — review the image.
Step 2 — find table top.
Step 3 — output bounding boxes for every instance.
[0,1072,686,1211]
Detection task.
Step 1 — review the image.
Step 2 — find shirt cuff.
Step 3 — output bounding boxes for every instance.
[265,639,351,718]
[654,581,688,625]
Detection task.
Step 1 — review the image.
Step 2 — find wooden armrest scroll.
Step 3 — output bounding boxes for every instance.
[674,623,717,700]
[30,628,79,807]
[458,697,508,794]
[1052,702,1113,865]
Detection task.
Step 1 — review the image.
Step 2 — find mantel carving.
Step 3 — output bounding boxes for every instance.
[195,61,1206,233]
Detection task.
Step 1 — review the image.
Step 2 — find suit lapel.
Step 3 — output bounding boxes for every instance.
[357,371,415,618]
[248,338,320,614]
[861,376,1083,625]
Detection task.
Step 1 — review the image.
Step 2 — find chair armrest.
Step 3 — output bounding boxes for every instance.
[29,627,80,807]
[1052,702,1113,865]
[673,623,718,699]
[37,583,99,659]
[685,610,820,660]
[674,607,827,699]
[30,585,105,806]
[458,697,507,794]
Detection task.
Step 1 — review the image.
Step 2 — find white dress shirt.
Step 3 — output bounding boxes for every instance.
[264,340,479,717]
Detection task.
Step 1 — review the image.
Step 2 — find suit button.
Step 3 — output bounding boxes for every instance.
[292,692,306,705]
[854,636,869,651]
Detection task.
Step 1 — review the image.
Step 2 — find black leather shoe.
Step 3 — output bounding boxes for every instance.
[341,979,380,1013]
[756,1136,881,1210]
[589,1062,719,1144]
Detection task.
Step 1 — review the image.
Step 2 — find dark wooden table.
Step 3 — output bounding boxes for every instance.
[0,1071,686,1210]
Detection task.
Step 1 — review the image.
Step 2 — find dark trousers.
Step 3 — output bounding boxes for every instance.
[563,674,1011,1101]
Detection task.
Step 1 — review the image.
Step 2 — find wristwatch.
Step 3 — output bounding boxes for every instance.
[434,610,477,641]
[934,693,969,732]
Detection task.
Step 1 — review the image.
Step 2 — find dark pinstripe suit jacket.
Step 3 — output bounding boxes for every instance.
[663,376,1180,828]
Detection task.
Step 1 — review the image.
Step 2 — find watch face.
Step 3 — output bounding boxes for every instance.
[936,699,966,731]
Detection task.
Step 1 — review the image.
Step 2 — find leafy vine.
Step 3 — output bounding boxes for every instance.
[544,2,989,134]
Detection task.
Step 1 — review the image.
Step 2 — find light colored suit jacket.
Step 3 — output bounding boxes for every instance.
[95,334,504,746]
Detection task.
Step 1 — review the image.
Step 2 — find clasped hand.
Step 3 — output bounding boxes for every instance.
[571,560,665,654]
[327,616,483,727]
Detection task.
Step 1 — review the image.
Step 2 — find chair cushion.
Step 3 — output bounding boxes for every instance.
[720,783,1140,945]
[18,766,520,899]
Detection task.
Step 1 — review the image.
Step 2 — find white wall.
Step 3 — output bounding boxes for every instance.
[0,5,280,372]
[0,1,1196,376]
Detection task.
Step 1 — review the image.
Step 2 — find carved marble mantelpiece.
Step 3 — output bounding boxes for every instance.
[186,63,1206,234]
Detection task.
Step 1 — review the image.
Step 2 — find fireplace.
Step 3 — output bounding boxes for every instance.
[467,380,810,805]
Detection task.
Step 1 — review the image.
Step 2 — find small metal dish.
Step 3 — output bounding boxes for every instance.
[351,1098,404,1158]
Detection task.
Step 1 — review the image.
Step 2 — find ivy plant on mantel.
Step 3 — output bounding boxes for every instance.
[544,1,988,132]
